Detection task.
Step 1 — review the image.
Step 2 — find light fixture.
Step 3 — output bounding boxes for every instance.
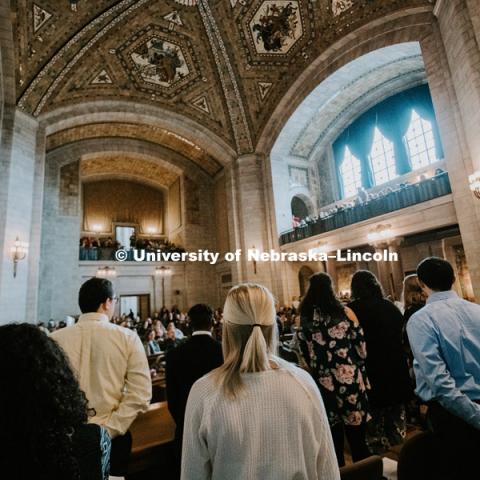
[146,226,157,234]
[92,224,103,233]
[97,266,116,278]
[468,171,480,199]
[367,224,394,244]
[11,236,28,278]
[155,266,172,276]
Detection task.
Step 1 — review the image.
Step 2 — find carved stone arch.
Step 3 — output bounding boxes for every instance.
[290,192,314,219]
[257,7,435,155]
[39,101,236,168]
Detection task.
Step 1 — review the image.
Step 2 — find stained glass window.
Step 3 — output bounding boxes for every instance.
[340,147,362,197]
[405,110,437,170]
[370,127,398,185]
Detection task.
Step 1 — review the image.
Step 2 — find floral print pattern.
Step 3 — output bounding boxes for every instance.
[301,308,370,427]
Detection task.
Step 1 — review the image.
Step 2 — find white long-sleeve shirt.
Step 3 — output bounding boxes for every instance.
[181,365,340,480]
[52,313,151,437]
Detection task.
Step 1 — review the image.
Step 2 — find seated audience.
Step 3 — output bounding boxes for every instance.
[300,273,371,466]
[181,283,340,480]
[0,324,111,480]
[348,270,412,454]
[144,329,162,355]
[52,277,151,477]
[166,304,223,477]
[407,257,480,478]
[153,319,166,340]
[163,322,182,352]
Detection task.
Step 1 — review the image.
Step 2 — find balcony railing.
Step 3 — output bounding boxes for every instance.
[280,171,452,246]
[79,245,186,261]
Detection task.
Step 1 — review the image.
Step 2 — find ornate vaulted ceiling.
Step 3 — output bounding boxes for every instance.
[12,0,432,155]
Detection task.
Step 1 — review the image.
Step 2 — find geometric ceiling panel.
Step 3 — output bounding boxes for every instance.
[241,0,313,66]
[249,1,303,54]
[118,24,200,98]
[33,4,53,33]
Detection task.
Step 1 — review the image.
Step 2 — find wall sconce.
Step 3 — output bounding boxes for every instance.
[92,224,103,233]
[367,224,394,244]
[97,266,116,278]
[155,266,172,277]
[468,171,480,199]
[146,226,157,234]
[11,237,28,278]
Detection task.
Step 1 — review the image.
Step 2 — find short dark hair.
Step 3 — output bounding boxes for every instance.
[188,304,213,331]
[78,277,114,313]
[417,257,455,292]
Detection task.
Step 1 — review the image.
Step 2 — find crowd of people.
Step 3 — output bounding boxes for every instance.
[289,169,450,234]
[1,256,479,480]
[79,237,186,261]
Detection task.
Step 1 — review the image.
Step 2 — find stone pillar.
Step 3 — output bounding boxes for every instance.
[388,240,405,301]
[230,154,275,292]
[374,245,394,299]
[0,109,40,324]
[420,5,480,299]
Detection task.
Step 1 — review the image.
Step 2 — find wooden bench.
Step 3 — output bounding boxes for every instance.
[128,401,176,475]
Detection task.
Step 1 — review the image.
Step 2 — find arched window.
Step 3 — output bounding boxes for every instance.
[370,127,397,185]
[405,109,437,170]
[340,147,362,198]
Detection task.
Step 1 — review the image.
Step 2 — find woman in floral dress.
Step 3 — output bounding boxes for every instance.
[300,272,371,466]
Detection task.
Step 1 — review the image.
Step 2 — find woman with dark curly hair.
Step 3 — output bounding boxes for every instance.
[0,323,110,480]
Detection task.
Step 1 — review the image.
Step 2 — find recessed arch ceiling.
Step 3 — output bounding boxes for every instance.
[46,122,222,176]
[12,0,433,154]
[272,42,427,162]
[80,155,180,188]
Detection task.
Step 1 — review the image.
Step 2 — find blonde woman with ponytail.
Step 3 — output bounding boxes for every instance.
[181,283,340,480]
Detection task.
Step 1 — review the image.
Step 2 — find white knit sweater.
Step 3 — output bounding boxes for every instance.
[181,365,340,480]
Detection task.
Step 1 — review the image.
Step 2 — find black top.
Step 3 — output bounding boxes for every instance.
[165,334,223,439]
[72,424,111,480]
[348,297,412,408]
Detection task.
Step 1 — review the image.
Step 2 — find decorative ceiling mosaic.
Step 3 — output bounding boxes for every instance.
[12,0,432,155]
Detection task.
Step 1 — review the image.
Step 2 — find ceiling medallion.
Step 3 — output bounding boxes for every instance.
[118,25,200,98]
[130,37,190,88]
[249,1,303,54]
[33,4,53,33]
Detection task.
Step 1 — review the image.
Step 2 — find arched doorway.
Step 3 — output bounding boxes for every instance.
[298,266,314,297]
[291,196,309,220]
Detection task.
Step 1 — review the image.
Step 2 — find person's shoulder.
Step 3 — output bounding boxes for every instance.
[407,305,432,331]
[50,324,78,340]
[280,365,315,389]
[189,370,218,400]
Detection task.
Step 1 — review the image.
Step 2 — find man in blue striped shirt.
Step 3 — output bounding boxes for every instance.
[407,257,480,477]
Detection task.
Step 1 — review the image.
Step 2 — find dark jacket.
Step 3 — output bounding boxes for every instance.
[165,334,223,440]
[348,297,412,408]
